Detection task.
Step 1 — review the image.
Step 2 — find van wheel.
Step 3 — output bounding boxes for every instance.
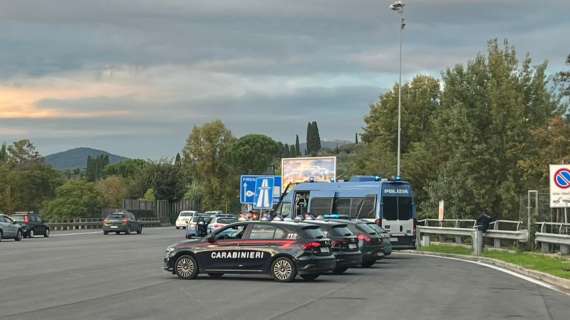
[15,230,23,241]
[301,274,319,281]
[175,255,198,280]
[333,267,348,274]
[271,257,297,282]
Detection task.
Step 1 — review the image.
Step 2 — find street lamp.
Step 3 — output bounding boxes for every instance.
[390,0,405,177]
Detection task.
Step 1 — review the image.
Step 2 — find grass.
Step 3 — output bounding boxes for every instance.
[421,244,570,280]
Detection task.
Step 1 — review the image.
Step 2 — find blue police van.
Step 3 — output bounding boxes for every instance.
[273,176,416,249]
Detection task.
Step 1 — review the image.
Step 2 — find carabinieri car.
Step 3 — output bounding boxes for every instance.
[164,221,335,282]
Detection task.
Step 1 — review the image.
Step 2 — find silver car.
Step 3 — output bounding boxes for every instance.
[0,214,24,242]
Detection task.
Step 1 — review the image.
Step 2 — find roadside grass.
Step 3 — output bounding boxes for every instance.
[421,244,570,280]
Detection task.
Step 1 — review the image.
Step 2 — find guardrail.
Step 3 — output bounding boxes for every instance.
[535,222,570,255]
[416,219,529,256]
[48,218,162,231]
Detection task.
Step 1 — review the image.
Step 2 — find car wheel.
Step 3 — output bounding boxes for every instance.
[208,273,224,278]
[175,255,198,280]
[137,226,142,234]
[15,230,23,241]
[115,231,120,235]
[300,274,319,281]
[176,226,180,230]
[103,231,109,235]
[125,228,130,235]
[0,230,3,242]
[44,229,50,238]
[29,229,35,238]
[271,257,297,282]
[332,267,348,274]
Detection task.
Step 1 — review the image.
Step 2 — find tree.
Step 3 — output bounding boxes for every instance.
[183,120,235,210]
[142,161,185,201]
[96,176,128,208]
[86,155,109,182]
[230,134,280,175]
[355,133,359,145]
[295,135,301,156]
[104,159,146,179]
[306,121,322,155]
[0,143,7,162]
[43,180,104,218]
[555,54,570,98]
[6,139,41,167]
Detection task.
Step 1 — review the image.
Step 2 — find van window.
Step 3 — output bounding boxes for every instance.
[383,197,412,220]
[332,197,376,219]
[310,197,333,216]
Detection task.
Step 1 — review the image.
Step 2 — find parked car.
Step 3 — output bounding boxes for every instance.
[325,219,383,267]
[11,212,50,238]
[164,221,335,281]
[175,210,197,229]
[365,222,392,256]
[102,211,142,235]
[207,215,238,234]
[185,214,213,238]
[0,214,24,242]
[305,220,362,274]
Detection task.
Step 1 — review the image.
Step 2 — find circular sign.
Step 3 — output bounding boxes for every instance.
[554,168,570,189]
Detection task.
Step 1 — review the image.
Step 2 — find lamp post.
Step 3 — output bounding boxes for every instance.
[390,1,405,177]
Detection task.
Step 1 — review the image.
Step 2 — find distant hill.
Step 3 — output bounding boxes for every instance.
[44,147,129,171]
[299,139,352,154]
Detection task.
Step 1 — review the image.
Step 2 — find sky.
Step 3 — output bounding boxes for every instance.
[0,0,568,159]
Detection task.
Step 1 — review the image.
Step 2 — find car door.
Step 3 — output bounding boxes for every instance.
[237,224,278,271]
[1,216,17,237]
[198,223,248,271]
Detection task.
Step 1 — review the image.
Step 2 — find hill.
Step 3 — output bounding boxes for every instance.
[44,147,129,171]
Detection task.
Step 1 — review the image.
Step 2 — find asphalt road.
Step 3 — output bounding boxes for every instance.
[1,227,568,320]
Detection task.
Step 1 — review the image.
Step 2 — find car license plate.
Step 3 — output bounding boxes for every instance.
[348,243,357,249]
[320,247,330,253]
[390,237,398,242]
[110,226,118,229]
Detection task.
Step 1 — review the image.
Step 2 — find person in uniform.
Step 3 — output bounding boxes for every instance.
[196,216,208,237]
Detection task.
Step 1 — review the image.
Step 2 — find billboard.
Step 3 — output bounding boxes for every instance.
[550,164,570,208]
[281,156,336,189]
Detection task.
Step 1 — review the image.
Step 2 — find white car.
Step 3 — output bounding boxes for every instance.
[175,211,197,229]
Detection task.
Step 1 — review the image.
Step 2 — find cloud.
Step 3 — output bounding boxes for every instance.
[0,0,568,157]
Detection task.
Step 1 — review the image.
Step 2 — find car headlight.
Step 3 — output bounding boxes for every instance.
[165,246,176,257]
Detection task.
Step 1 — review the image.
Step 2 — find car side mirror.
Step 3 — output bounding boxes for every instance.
[207,235,215,243]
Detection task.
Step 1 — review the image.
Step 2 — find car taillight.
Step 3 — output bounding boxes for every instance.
[357,234,371,243]
[24,215,30,224]
[214,224,223,229]
[303,241,321,250]
[122,218,128,224]
[375,218,382,226]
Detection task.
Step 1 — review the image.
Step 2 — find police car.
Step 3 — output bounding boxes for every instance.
[164,221,335,282]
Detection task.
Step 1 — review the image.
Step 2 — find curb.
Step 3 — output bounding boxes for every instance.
[400,250,570,295]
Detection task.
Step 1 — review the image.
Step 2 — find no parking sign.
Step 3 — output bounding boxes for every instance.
[549,164,570,208]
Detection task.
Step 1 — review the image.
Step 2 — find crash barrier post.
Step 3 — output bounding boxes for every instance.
[535,222,570,255]
[416,223,481,256]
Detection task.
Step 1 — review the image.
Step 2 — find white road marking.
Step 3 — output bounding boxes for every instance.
[52,232,100,237]
[397,252,569,296]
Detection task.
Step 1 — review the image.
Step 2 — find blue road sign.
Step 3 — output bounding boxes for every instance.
[240,175,258,204]
[254,177,274,209]
[241,175,282,205]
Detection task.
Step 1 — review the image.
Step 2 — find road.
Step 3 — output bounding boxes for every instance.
[1,227,568,320]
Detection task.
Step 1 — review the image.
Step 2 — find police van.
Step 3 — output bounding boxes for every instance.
[273,176,416,249]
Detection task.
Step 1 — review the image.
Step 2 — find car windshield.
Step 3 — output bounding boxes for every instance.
[356,223,377,235]
[179,212,194,217]
[11,215,25,222]
[192,215,210,222]
[107,214,125,220]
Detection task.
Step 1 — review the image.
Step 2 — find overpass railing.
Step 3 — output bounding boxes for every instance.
[48,218,162,231]
[535,222,570,255]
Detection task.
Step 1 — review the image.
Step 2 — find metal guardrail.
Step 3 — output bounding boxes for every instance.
[48,218,162,231]
[416,219,529,256]
[535,222,570,254]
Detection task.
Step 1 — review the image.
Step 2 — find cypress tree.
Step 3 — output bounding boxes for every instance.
[306,122,312,155]
[355,132,359,144]
[312,121,322,153]
[295,135,301,156]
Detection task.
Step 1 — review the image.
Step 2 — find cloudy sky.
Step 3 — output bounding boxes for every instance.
[0,0,568,159]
